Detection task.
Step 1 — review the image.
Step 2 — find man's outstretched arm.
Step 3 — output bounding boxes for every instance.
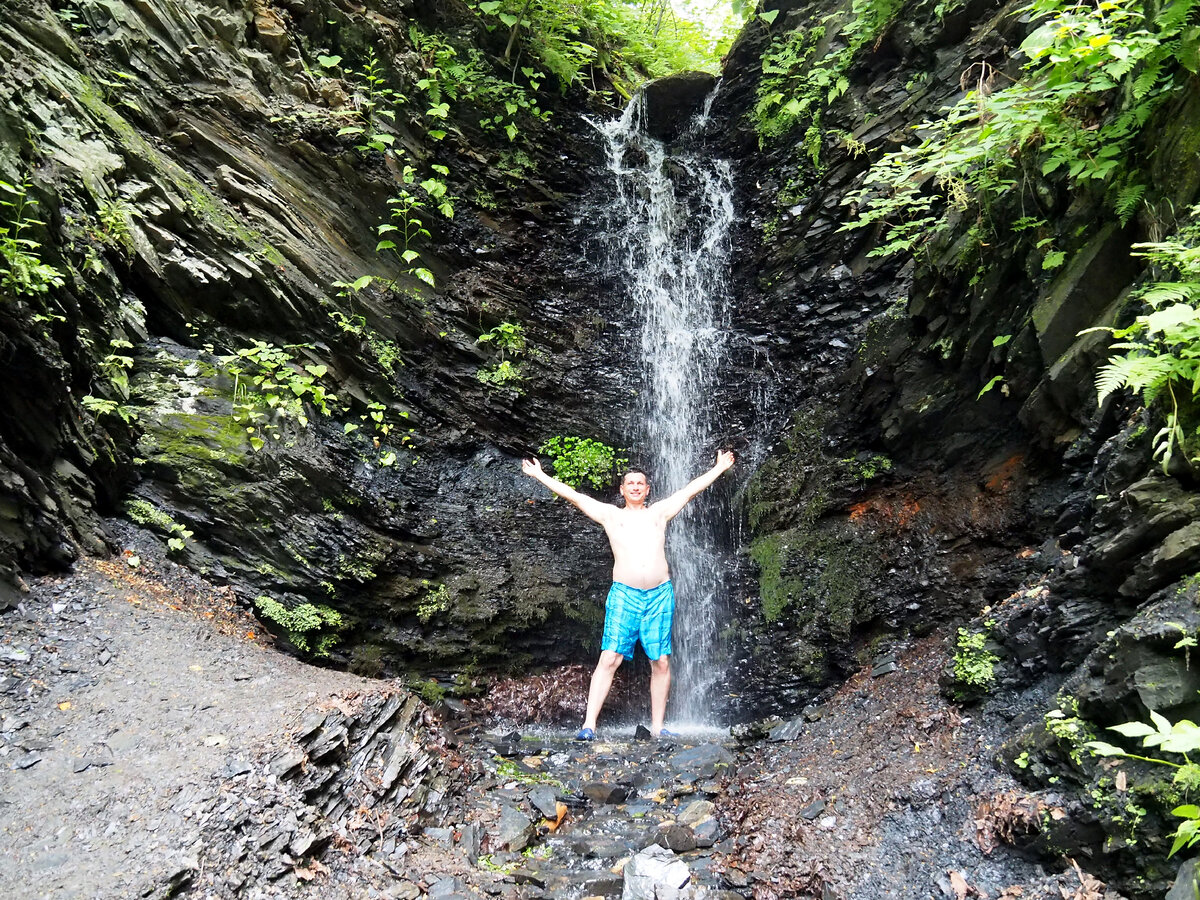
[522,457,612,524]
[653,450,735,521]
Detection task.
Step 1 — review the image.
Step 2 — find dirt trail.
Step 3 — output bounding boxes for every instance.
[0,559,381,898]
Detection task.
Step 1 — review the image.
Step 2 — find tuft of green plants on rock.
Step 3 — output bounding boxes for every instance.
[254,595,345,658]
[951,624,999,697]
[1086,222,1200,473]
[223,340,335,450]
[538,435,628,489]
[0,178,65,300]
[124,498,193,555]
[754,0,903,153]
[842,0,1200,258]
[476,321,528,392]
[417,581,451,623]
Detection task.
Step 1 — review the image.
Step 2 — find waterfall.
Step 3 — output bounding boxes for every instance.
[595,90,735,724]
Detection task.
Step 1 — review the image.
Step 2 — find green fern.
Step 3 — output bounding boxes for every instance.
[1113,182,1146,225]
[1090,228,1200,472]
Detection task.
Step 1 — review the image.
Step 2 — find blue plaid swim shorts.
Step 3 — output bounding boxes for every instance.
[601,580,675,660]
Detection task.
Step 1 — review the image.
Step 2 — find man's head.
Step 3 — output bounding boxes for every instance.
[620,469,649,507]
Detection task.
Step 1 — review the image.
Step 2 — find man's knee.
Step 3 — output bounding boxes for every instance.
[650,656,670,675]
[597,650,624,672]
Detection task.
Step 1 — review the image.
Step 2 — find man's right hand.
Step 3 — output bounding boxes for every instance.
[522,457,543,477]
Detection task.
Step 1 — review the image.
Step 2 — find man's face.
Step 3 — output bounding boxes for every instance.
[622,472,648,504]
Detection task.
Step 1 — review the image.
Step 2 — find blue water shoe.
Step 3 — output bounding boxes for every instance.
[575,727,595,741]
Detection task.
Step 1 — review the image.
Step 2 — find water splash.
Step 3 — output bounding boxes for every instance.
[595,91,735,723]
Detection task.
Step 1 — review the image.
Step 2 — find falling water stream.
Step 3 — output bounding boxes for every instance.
[595,90,736,724]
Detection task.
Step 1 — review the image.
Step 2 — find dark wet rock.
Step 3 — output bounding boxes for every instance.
[527,784,559,819]
[575,834,628,859]
[693,818,720,848]
[641,72,718,143]
[492,803,534,852]
[668,743,735,777]
[768,717,806,742]
[1167,858,1200,900]
[655,823,698,853]
[635,724,654,741]
[582,781,628,804]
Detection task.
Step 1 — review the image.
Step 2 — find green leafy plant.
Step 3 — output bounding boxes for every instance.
[0,179,65,300]
[951,623,999,696]
[222,341,335,450]
[843,0,1200,258]
[417,581,451,623]
[476,321,528,392]
[1086,230,1200,473]
[254,595,345,657]
[125,498,193,555]
[1088,708,1200,856]
[539,435,629,489]
[754,0,903,150]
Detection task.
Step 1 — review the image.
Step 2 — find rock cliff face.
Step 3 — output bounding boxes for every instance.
[0,0,645,672]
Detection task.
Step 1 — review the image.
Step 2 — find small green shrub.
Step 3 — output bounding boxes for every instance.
[417,582,451,623]
[538,435,628,489]
[254,595,344,657]
[0,178,65,299]
[952,625,999,695]
[124,498,192,555]
[476,321,528,392]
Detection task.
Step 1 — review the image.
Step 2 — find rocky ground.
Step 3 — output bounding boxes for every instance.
[0,553,1149,899]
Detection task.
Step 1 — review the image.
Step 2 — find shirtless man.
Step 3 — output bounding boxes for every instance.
[521,450,735,739]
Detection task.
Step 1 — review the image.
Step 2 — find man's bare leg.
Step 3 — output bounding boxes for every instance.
[582,650,624,731]
[649,655,671,736]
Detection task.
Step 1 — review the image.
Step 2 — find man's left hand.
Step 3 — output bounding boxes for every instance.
[716,449,735,471]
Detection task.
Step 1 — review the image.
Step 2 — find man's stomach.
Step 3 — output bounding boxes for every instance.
[611,559,671,591]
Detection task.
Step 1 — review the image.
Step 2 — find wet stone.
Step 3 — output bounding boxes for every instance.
[574,834,628,859]
[668,743,735,777]
[492,803,534,852]
[800,800,826,820]
[655,823,698,853]
[679,799,715,826]
[693,818,720,848]
[583,782,628,804]
[528,784,559,819]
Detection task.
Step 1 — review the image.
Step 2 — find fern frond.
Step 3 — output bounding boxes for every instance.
[1113,183,1146,226]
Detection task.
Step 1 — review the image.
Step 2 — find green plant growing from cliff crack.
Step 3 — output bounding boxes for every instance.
[1088,707,1200,857]
[1086,225,1200,473]
[417,581,451,623]
[223,341,336,450]
[753,0,903,151]
[0,179,65,301]
[539,435,628,489]
[124,498,193,555]
[951,624,999,698]
[842,0,1200,258]
[476,321,528,392]
[254,595,345,658]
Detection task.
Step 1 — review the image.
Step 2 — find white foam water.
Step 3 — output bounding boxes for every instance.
[594,90,735,723]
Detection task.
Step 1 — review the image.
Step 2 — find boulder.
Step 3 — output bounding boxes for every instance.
[641,72,718,143]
